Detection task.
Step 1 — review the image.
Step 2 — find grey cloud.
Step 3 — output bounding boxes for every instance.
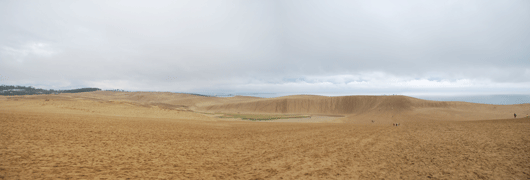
[0,0,529,94]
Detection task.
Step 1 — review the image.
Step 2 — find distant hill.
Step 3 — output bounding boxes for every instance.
[0,85,101,96]
[193,94,530,122]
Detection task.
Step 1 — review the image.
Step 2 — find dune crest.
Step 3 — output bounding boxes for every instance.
[4,92,529,123]
[200,95,439,114]
[197,95,529,122]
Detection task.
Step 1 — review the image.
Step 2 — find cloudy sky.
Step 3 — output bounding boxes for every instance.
[1,0,529,96]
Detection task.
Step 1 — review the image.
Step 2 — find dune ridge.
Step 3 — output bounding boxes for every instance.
[198,95,529,122]
[200,95,446,114]
[4,91,529,123]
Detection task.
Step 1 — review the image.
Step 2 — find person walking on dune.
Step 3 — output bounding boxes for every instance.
[514,113,516,118]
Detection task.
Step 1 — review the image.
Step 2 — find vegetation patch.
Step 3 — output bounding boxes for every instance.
[196,112,216,115]
[1,85,100,96]
[219,114,310,121]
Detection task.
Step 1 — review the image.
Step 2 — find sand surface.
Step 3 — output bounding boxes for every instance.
[1,92,529,179]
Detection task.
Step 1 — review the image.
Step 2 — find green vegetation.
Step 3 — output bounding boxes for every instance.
[196,112,216,115]
[0,85,101,96]
[219,114,310,121]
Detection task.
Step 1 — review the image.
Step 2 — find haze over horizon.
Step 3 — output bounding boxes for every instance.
[1,0,529,96]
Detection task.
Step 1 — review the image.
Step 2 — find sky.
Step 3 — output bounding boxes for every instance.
[1,0,529,96]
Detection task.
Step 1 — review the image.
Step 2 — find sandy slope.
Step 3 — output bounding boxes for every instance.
[40,91,530,122]
[198,94,530,123]
[1,92,529,179]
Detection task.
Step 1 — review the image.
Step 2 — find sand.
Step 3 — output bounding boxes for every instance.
[1,92,529,179]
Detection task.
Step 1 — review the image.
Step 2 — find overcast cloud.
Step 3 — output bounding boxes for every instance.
[1,0,529,95]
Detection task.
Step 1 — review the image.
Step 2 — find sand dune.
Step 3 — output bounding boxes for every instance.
[57,91,530,121]
[199,95,530,123]
[1,91,529,179]
[199,95,437,116]
[3,92,529,124]
[8,92,529,123]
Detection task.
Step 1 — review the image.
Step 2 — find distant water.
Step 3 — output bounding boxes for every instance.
[181,92,530,105]
[177,92,279,98]
[410,94,530,105]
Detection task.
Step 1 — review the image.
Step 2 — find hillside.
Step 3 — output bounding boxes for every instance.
[4,91,529,123]
[196,95,530,123]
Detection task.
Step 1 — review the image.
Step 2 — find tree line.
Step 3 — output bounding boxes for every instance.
[0,85,101,96]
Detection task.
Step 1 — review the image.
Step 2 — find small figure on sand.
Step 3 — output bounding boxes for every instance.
[514,113,517,118]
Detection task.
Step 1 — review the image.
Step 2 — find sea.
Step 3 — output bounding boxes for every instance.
[181,92,530,105]
[410,94,530,105]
